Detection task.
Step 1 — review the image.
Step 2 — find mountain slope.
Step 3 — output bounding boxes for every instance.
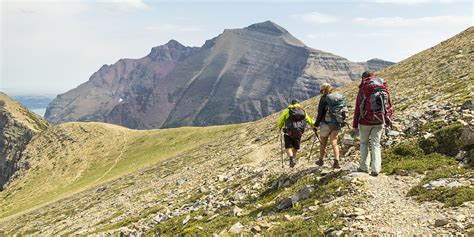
[45,21,393,129]
[0,27,472,235]
[0,92,48,191]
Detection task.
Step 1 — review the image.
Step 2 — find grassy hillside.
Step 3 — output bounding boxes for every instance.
[0,92,48,132]
[0,27,472,235]
[0,122,237,219]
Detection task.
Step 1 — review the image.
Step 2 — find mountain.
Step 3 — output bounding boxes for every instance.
[1,27,472,235]
[0,92,48,191]
[45,21,393,129]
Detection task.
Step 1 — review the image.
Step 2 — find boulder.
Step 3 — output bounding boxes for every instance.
[460,125,473,149]
[228,222,245,234]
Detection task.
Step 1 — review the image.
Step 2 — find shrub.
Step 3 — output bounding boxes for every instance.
[434,123,463,156]
[392,142,424,157]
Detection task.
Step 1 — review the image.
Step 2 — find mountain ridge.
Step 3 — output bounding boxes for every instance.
[45,21,393,129]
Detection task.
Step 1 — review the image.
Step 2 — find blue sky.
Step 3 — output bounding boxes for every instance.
[1,0,472,95]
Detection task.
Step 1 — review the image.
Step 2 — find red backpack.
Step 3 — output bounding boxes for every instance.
[359,77,392,127]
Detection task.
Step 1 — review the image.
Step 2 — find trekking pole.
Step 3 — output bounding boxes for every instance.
[280,130,284,168]
[308,128,320,161]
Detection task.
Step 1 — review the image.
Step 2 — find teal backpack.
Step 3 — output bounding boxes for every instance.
[324,92,349,127]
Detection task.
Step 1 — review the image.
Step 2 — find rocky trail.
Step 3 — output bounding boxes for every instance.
[337,172,473,235]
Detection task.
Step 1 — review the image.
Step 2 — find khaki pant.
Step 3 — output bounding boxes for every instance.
[359,124,384,173]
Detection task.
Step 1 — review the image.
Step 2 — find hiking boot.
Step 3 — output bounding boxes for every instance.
[289,157,296,168]
[332,159,340,169]
[315,159,324,166]
[357,168,368,173]
[370,172,379,177]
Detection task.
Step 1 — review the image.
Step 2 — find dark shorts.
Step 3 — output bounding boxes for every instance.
[284,135,301,150]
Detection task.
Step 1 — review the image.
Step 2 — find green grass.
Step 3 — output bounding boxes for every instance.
[0,123,239,220]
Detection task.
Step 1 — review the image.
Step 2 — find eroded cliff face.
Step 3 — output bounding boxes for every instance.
[0,93,48,190]
[45,21,393,129]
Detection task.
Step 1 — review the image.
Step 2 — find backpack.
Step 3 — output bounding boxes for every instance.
[360,77,391,125]
[324,92,349,127]
[285,107,307,138]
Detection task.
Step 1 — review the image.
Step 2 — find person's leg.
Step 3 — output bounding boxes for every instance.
[359,124,372,172]
[330,131,340,160]
[330,130,340,168]
[286,148,294,158]
[369,124,384,175]
[319,136,328,159]
[317,123,330,166]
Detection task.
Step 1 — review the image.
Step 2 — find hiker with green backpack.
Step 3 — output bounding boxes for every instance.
[314,83,349,169]
[278,99,316,168]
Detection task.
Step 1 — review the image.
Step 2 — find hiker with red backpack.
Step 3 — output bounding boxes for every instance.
[353,71,392,176]
[314,83,348,169]
[278,99,316,168]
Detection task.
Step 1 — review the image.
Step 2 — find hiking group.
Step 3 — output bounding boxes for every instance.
[278,71,392,176]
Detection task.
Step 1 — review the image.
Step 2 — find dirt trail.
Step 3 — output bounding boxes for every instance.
[95,130,127,183]
[347,173,472,235]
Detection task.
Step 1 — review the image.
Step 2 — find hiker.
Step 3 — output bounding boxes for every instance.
[353,71,392,176]
[314,83,348,169]
[278,99,315,168]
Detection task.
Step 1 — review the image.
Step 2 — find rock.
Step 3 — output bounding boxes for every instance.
[284,214,292,221]
[154,213,170,223]
[271,175,292,189]
[199,187,208,193]
[228,222,245,234]
[96,187,107,193]
[394,169,409,176]
[453,214,466,222]
[461,99,474,110]
[251,182,262,190]
[232,193,246,202]
[276,198,293,211]
[450,222,465,230]
[323,195,335,203]
[176,177,187,185]
[353,208,366,216]
[216,175,229,182]
[423,178,463,190]
[386,130,401,137]
[342,134,355,146]
[232,206,243,216]
[251,225,261,233]
[341,161,359,172]
[308,206,318,211]
[460,125,473,148]
[455,151,467,161]
[434,218,449,227]
[182,215,191,225]
[342,172,369,181]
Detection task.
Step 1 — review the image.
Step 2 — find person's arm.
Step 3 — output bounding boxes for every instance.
[278,109,289,129]
[353,88,362,129]
[305,113,315,127]
[314,96,326,127]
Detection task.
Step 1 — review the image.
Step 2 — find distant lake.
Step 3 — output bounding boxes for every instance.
[32,108,47,117]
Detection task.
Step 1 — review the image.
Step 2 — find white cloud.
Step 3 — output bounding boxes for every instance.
[292,11,339,24]
[146,24,202,32]
[353,15,472,27]
[96,0,150,12]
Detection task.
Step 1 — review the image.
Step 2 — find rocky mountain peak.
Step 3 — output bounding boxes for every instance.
[147,39,196,62]
[244,20,288,36]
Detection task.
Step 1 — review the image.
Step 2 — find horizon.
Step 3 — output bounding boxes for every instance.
[1,0,472,95]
